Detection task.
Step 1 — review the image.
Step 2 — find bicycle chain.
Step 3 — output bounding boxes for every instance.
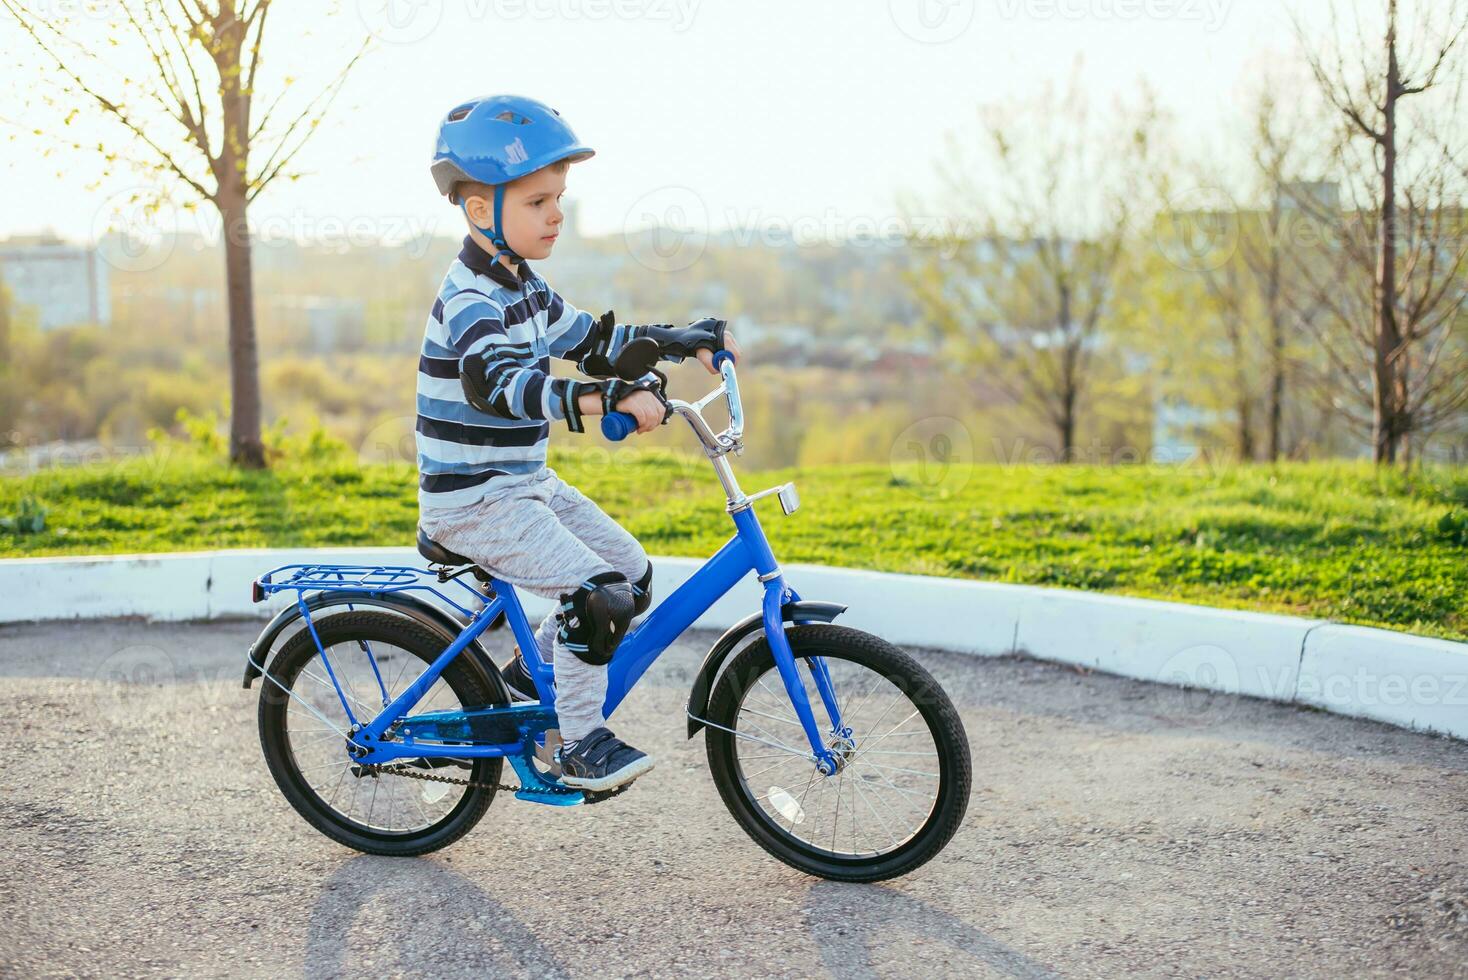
[367,761,547,795]
[368,759,632,804]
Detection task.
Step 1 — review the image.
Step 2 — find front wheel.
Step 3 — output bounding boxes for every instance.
[704,624,971,882]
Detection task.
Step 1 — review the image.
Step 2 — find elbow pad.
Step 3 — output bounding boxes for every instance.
[459,350,497,415]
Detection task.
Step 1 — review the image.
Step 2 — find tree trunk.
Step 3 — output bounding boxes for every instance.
[1057,282,1077,463]
[1058,401,1076,464]
[1374,3,1404,465]
[219,186,265,468]
[1236,392,1255,461]
[1266,198,1285,462]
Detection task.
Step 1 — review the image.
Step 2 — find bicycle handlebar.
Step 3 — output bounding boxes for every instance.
[600,411,638,441]
[600,353,743,448]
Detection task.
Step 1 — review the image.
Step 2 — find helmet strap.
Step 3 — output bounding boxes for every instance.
[460,187,523,269]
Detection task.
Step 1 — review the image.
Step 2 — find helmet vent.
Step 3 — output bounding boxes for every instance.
[447,105,474,123]
[494,110,532,125]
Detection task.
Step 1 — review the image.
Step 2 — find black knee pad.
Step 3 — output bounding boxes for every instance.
[630,560,653,616]
[556,571,635,666]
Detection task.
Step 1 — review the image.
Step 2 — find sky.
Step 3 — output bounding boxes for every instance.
[0,0,1346,247]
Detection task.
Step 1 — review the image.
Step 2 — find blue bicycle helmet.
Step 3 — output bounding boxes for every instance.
[431,94,595,264]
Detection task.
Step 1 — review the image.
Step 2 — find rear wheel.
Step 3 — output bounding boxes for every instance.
[257,610,504,856]
[705,624,971,882]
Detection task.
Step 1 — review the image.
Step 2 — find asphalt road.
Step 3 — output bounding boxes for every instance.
[2,616,1466,979]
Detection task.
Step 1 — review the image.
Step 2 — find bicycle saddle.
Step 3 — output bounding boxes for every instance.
[416,527,476,567]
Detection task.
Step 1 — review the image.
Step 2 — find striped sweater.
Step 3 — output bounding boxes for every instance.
[415,235,661,512]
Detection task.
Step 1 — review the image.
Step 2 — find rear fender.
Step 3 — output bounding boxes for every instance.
[243,590,500,696]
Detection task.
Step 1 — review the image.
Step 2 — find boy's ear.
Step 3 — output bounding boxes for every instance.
[462,190,493,228]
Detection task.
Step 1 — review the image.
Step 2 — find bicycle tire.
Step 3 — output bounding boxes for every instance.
[705,624,971,882]
[257,610,503,856]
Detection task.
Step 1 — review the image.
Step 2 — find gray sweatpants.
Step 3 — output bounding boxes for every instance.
[418,466,649,742]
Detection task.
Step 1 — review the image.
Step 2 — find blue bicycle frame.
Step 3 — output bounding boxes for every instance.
[250,355,847,804]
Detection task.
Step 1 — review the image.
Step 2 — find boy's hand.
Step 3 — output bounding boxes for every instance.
[694,331,742,374]
[616,389,665,434]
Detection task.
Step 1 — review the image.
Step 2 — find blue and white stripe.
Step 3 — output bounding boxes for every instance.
[416,236,640,511]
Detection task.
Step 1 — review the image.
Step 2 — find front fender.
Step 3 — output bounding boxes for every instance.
[686,599,847,737]
[243,590,498,691]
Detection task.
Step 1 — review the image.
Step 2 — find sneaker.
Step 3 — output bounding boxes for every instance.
[499,648,539,702]
[556,727,655,792]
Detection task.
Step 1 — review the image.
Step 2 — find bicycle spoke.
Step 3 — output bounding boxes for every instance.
[738,706,809,730]
[852,759,939,779]
[852,775,902,848]
[730,652,942,861]
[283,640,476,836]
[742,754,808,782]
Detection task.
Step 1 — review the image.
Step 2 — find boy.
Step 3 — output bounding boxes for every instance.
[417,95,741,792]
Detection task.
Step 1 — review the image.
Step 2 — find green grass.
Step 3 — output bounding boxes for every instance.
[2,445,1466,642]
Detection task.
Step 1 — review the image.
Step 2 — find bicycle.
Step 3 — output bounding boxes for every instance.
[244,349,972,882]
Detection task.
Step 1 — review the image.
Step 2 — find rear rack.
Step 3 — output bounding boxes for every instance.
[253,562,489,618]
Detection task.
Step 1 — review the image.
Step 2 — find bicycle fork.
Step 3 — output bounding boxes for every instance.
[761,578,847,775]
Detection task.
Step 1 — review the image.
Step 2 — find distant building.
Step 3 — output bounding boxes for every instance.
[0,234,111,329]
[1152,396,1213,462]
[271,295,367,351]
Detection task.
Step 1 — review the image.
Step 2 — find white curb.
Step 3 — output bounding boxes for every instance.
[1297,623,1468,739]
[1,548,1464,741]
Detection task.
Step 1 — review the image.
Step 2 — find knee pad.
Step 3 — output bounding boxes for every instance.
[630,560,653,616]
[556,571,635,666]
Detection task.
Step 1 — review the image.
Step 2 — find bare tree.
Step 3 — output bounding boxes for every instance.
[1237,83,1333,463]
[909,70,1161,461]
[1197,237,1265,460]
[3,1,366,467]
[1291,0,1468,464]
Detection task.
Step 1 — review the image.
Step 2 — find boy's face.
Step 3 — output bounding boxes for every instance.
[463,164,568,264]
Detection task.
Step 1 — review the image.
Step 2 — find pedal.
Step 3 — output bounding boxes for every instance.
[534,729,564,777]
[506,747,583,807]
[580,781,634,805]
